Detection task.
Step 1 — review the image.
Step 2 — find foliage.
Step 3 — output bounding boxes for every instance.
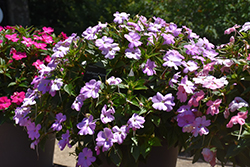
[0,25,66,124]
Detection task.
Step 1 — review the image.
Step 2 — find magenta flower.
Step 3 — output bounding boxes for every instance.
[152,92,175,111]
[33,42,47,50]
[12,50,27,60]
[191,116,211,137]
[96,128,116,152]
[228,97,249,112]
[51,113,66,131]
[77,115,96,135]
[22,37,33,47]
[112,125,127,144]
[226,111,248,128]
[124,32,142,48]
[125,47,141,60]
[188,90,205,107]
[176,85,187,102]
[42,33,53,43]
[58,130,71,151]
[0,96,11,110]
[201,148,216,167]
[127,113,145,131]
[5,33,19,42]
[163,50,184,70]
[42,26,54,34]
[80,79,101,99]
[100,105,115,124]
[142,59,157,76]
[77,148,96,167]
[106,76,122,85]
[10,91,25,105]
[32,59,44,70]
[206,99,222,116]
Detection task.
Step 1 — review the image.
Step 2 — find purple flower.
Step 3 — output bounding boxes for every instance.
[58,130,72,151]
[144,32,158,45]
[96,128,116,152]
[147,22,162,32]
[26,121,41,140]
[163,50,184,70]
[165,23,182,37]
[184,44,200,55]
[182,60,199,73]
[77,148,96,167]
[152,92,175,111]
[228,97,249,112]
[82,26,97,40]
[125,47,141,60]
[176,85,187,103]
[169,72,181,87]
[176,105,196,128]
[240,22,250,32]
[161,33,175,45]
[51,113,66,131]
[71,94,86,111]
[101,43,120,59]
[77,115,96,135]
[21,89,38,107]
[112,125,127,144]
[124,32,142,48]
[100,105,115,124]
[127,22,142,31]
[37,78,51,94]
[127,113,145,131]
[191,116,211,137]
[13,106,30,126]
[95,36,114,51]
[106,76,122,85]
[179,75,195,94]
[80,79,101,99]
[113,11,130,24]
[206,99,222,116]
[49,78,63,97]
[142,59,157,76]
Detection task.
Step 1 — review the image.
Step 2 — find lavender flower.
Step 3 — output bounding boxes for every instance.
[127,113,145,131]
[80,79,101,99]
[77,115,96,135]
[228,97,249,112]
[125,47,141,60]
[142,59,157,76]
[124,32,142,48]
[191,116,211,137]
[113,11,130,24]
[163,50,184,70]
[77,148,96,167]
[161,33,175,45]
[112,125,127,144]
[71,94,86,111]
[100,105,115,124]
[26,121,41,140]
[106,76,122,85]
[96,128,116,152]
[58,130,71,151]
[49,78,63,97]
[152,92,175,112]
[51,113,66,131]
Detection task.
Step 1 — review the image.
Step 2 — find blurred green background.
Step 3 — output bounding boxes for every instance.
[27,0,250,45]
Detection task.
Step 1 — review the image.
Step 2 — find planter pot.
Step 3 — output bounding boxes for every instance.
[99,143,178,167]
[0,123,55,167]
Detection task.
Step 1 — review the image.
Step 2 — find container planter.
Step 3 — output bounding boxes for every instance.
[0,123,55,167]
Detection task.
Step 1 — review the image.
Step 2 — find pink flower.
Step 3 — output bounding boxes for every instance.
[0,96,11,110]
[11,91,25,105]
[201,148,216,167]
[191,116,211,137]
[21,37,33,47]
[42,27,54,34]
[177,85,187,102]
[226,111,248,128]
[42,34,53,43]
[188,90,205,107]
[32,59,44,70]
[5,33,19,42]
[33,42,47,50]
[206,99,222,116]
[44,55,51,63]
[11,49,27,60]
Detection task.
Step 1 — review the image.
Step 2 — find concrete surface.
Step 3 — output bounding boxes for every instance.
[53,140,233,167]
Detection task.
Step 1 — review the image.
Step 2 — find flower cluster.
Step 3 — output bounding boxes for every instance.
[17,12,250,167]
[0,25,66,124]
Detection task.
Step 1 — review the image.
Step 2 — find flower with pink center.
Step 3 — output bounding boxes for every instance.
[188,90,205,107]
[206,99,222,116]
[10,91,25,105]
[163,50,184,70]
[32,59,44,70]
[191,116,211,137]
[176,85,187,102]
[226,111,248,128]
[0,96,11,110]
[201,148,216,167]
[142,59,157,76]
[152,92,175,111]
[5,33,19,42]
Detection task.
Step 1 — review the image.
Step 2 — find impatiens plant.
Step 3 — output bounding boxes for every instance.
[16,12,250,167]
[0,25,66,124]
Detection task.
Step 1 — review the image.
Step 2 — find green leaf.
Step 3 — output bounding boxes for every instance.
[150,115,161,127]
[63,83,75,96]
[18,82,28,88]
[148,137,162,147]
[8,82,16,87]
[238,107,248,112]
[110,147,122,166]
[131,144,140,162]
[211,136,224,149]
